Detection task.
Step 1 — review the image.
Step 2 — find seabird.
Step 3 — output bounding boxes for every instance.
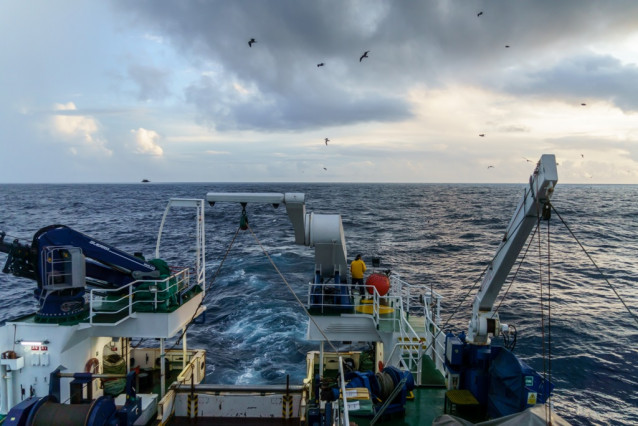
[487,165,494,169]
[323,167,327,171]
[505,45,510,48]
[248,38,256,47]
[477,11,483,17]
[581,103,586,106]
[317,63,325,67]
[360,51,369,62]
[325,138,329,145]
[479,134,485,137]
[522,157,533,163]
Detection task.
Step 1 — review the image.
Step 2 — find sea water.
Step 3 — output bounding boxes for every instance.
[0,182,636,425]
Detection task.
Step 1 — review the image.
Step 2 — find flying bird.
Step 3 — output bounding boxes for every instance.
[479,134,485,137]
[487,165,494,169]
[323,167,327,171]
[522,157,533,163]
[505,45,510,48]
[360,51,369,62]
[477,11,483,17]
[324,138,329,145]
[317,63,325,67]
[248,38,256,47]
[581,103,586,106]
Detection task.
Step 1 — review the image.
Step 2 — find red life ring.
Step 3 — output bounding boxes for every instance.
[85,357,100,374]
[378,361,384,372]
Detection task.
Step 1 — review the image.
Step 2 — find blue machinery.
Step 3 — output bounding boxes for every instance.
[0,225,161,321]
[3,370,141,426]
[443,154,558,418]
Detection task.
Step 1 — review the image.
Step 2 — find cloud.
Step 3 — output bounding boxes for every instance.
[127,64,172,101]
[502,54,638,111]
[131,127,164,156]
[111,0,638,135]
[184,74,411,131]
[50,102,112,156]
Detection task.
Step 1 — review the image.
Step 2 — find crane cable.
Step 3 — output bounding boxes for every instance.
[545,208,553,424]
[536,205,551,424]
[246,223,342,355]
[421,264,488,354]
[158,224,241,373]
[551,205,638,327]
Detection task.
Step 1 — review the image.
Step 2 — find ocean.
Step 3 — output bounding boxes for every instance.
[0,182,636,425]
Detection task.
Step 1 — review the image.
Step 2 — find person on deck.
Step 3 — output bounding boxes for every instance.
[350,254,367,295]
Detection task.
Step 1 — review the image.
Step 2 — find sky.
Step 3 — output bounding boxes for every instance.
[2,0,638,184]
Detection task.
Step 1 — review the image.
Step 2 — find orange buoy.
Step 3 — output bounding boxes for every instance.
[365,273,390,296]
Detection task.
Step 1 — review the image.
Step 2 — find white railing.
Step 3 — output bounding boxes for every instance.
[425,307,448,375]
[175,349,207,385]
[41,246,85,291]
[306,274,448,385]
[337,356,351,426]
[88,268,192,324]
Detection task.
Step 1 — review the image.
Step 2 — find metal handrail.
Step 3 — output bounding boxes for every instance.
[88,268,191,324]
[338,356,350,426]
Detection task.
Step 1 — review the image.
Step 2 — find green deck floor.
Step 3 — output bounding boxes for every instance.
[348,387,448,426]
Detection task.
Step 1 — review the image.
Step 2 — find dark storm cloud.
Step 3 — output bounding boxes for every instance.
[183,74,410,131]
[113,0,638,129]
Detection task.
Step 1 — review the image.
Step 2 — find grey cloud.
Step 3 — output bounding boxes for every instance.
[504,55,638,111]
[113,0,638,128]
[127,65,172,101]
[184,74,411,131]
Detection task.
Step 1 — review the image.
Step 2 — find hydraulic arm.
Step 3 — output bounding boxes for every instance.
[1,225,159,321]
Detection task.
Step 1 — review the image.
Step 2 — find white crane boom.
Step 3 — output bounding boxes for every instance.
[467,154,558,344]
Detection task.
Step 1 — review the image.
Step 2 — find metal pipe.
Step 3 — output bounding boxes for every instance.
[171,384,304,393]
[182,327,187,371]
[6,370,13,410]
[0,365,7,414]
[57,373,128,379]
[160,338,165,398]
[338,356,350,426]
[319,341,324,379]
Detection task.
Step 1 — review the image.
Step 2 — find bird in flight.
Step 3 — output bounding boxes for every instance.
[581,103,586,106]
[248,38,256,47]
[479,134,485,137]
[522,157,533,163]
[477,11,483,17]
[487,165,494,169]
[323,167,327,171]
[324,138,329,145]
[317,63,325,67]
[505,45,510,48]
[360,51,369,62]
